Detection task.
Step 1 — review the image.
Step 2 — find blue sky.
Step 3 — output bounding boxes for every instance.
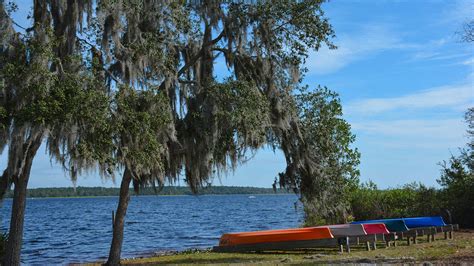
[1,0,473,188]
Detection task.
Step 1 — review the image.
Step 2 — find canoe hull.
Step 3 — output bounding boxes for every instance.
[361,223,390,235]
[316,224,367,237]
[401,216,446,228]
[218,227,333,246]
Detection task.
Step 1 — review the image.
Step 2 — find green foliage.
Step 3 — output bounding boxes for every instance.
[462,107,474,171]
[205,79,271,165]
[350,182,443,221]
[437,157,474,227]
[0,8,110,193]
[436,107,474,227]
[0,106,6,129]
[114,86,173,184]
[236,0,336,64]
[435,107,474,228]
[293,87,360,225]
[1,34,59,126]
[46,74,115,182]
[209,80,270,142]
[296,87,360,186]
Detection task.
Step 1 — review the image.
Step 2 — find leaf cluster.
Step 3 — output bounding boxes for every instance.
[284,87,360,225]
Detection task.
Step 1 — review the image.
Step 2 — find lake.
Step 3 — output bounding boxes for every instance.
[0,194,303,264]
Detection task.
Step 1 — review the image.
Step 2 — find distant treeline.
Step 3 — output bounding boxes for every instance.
[3,186,290,198]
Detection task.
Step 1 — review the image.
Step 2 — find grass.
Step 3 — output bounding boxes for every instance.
[87,230,474,265]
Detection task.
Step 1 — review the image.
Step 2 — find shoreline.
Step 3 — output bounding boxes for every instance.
[4,186,293,199]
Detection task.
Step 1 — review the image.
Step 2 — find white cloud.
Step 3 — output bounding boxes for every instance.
[410,50,470,63]
[440,0,473,25]
[345,79,473,150]
[304,6,472,75]
[462,57,474,65]
[346,83,474,115]
[353,118,463,137]
[430,38,449,47]
[408,35,471,63]
[352,118,467,149]
[305,25,416,75]
[411,51,441,61]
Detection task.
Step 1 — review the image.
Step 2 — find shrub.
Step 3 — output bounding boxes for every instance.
[350,182,444,221]
[438,155,474,227]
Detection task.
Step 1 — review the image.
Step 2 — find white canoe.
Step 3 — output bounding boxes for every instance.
[317,224,367,237]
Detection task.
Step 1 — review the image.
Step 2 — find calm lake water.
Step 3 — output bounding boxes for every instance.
[0,194,302,264]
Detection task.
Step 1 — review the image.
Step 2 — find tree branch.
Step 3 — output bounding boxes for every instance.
[77,37,123,85]
[177,29,226,77]
[211,47,231,54]
[178,79,197,85]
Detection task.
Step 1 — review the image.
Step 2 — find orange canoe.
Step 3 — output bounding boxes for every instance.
[219,227,334,246]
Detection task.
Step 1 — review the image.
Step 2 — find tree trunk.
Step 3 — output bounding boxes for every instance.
[3,138,40,266]
[3,176,28,266]
[106,168,132,265]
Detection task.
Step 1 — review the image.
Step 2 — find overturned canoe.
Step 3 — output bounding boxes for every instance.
[316,224,367,237]
[352,219,409,232]
[218,227,334,247]
[361,223,390,235]
[400,216,446,228]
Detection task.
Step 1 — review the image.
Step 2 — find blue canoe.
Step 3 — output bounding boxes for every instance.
[352,216,446,230]
[401,216,446,228]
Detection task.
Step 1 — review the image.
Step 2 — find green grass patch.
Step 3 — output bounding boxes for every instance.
[109,230,474,265]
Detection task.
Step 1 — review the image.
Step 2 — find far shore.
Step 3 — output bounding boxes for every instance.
[3,186,293,199]
[14,193,293,200]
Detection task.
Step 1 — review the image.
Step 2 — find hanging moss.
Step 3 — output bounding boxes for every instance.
[1,0,340,208]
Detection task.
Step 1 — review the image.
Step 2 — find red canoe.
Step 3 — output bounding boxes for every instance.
[361,223,390,235]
